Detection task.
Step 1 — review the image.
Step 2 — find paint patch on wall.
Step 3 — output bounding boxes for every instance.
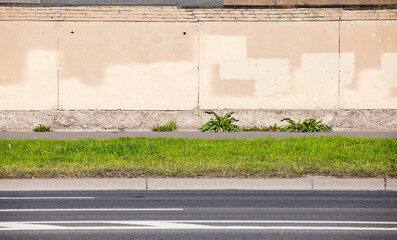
[340,52,355,86]
[211,65,255,97]
[381,53,397,88]
[301,53,339,83]
[220,58,290,96]
[206,35,247,64]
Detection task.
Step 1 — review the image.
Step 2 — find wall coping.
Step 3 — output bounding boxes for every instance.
[1,0,396,8]
[225,0,397,7]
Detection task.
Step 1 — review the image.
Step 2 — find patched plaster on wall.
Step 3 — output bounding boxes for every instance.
[381,52,397,88]
[220,58,291,96]
[340,52,355,86]
[301,53,339,83]
[340,21,397,109]
[341,69,394,108]
[199,21,340,109]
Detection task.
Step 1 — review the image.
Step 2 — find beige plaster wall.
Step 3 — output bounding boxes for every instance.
[0,22,58,110]
[58,22,198,110]
[199,22,340,109]
[0,22,199,110]
[0,20,396,111]
[340,20,397,109]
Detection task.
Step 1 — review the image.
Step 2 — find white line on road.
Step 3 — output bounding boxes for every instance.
[0,221,396,231]
[0,197,95,200]
[2,220,394,224]
[0,208,184,212]
[172,220,397,225]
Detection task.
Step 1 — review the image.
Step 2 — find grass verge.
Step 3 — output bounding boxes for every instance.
[0,136,396,178]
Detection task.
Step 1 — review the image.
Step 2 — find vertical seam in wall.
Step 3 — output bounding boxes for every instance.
[56,22,60,109]
[337,11,341,109]
[145,178,148,190]
[196,21,201,109]
[57,69,60,109]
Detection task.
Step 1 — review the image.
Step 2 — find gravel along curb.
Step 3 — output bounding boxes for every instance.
[0,177,395,191]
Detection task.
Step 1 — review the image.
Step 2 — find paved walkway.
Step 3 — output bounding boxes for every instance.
[0,131,396,139]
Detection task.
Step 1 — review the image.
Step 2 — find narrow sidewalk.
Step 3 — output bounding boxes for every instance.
[1,131,396,139]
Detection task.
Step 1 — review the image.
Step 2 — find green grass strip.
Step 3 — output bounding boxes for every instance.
[0,136,396,178]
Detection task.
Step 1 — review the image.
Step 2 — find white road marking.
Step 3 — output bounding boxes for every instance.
[173,220,397,225]
[0,208,183,212]
[0,197,95,200]
[0,220,395,231]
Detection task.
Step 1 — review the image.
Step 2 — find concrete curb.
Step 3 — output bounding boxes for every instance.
[0,179,147,191]
[0,177,395,191]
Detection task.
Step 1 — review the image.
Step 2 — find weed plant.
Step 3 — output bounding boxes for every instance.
[33,124,53,132]
[281,118,332,132]
[241,126,262,132]
[152,119,178,132]
[242,120,332,132]
[262,124,281,132]
[200,110,240,132]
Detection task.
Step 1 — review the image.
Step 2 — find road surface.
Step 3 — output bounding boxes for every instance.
[0,190,396,239]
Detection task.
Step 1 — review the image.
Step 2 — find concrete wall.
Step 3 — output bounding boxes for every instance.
[0,6,396,130]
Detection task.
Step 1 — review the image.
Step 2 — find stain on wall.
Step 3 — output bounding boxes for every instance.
[59,22,197,86]
[0,22,58,110]
[59,22,199,110]
[60,62,198,110]
[0,22,57,86]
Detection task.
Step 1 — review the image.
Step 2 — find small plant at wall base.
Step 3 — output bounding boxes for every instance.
[33,124,53,132]
[241,126,262,132]
[262,123,281,132]
[152,119,178,132]
[280,118,332,132]
[200,110,240,132]
[242,124,281,132]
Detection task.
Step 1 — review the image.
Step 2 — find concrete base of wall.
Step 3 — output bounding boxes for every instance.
[0,109,396,131]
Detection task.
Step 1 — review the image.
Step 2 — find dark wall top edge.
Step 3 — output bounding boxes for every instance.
[0,0,224,7]
[0,0,396,8]
[222,4,397,8]
[1,4,396,9]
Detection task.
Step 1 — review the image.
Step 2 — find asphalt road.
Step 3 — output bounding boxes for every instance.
[0,190,396,239]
